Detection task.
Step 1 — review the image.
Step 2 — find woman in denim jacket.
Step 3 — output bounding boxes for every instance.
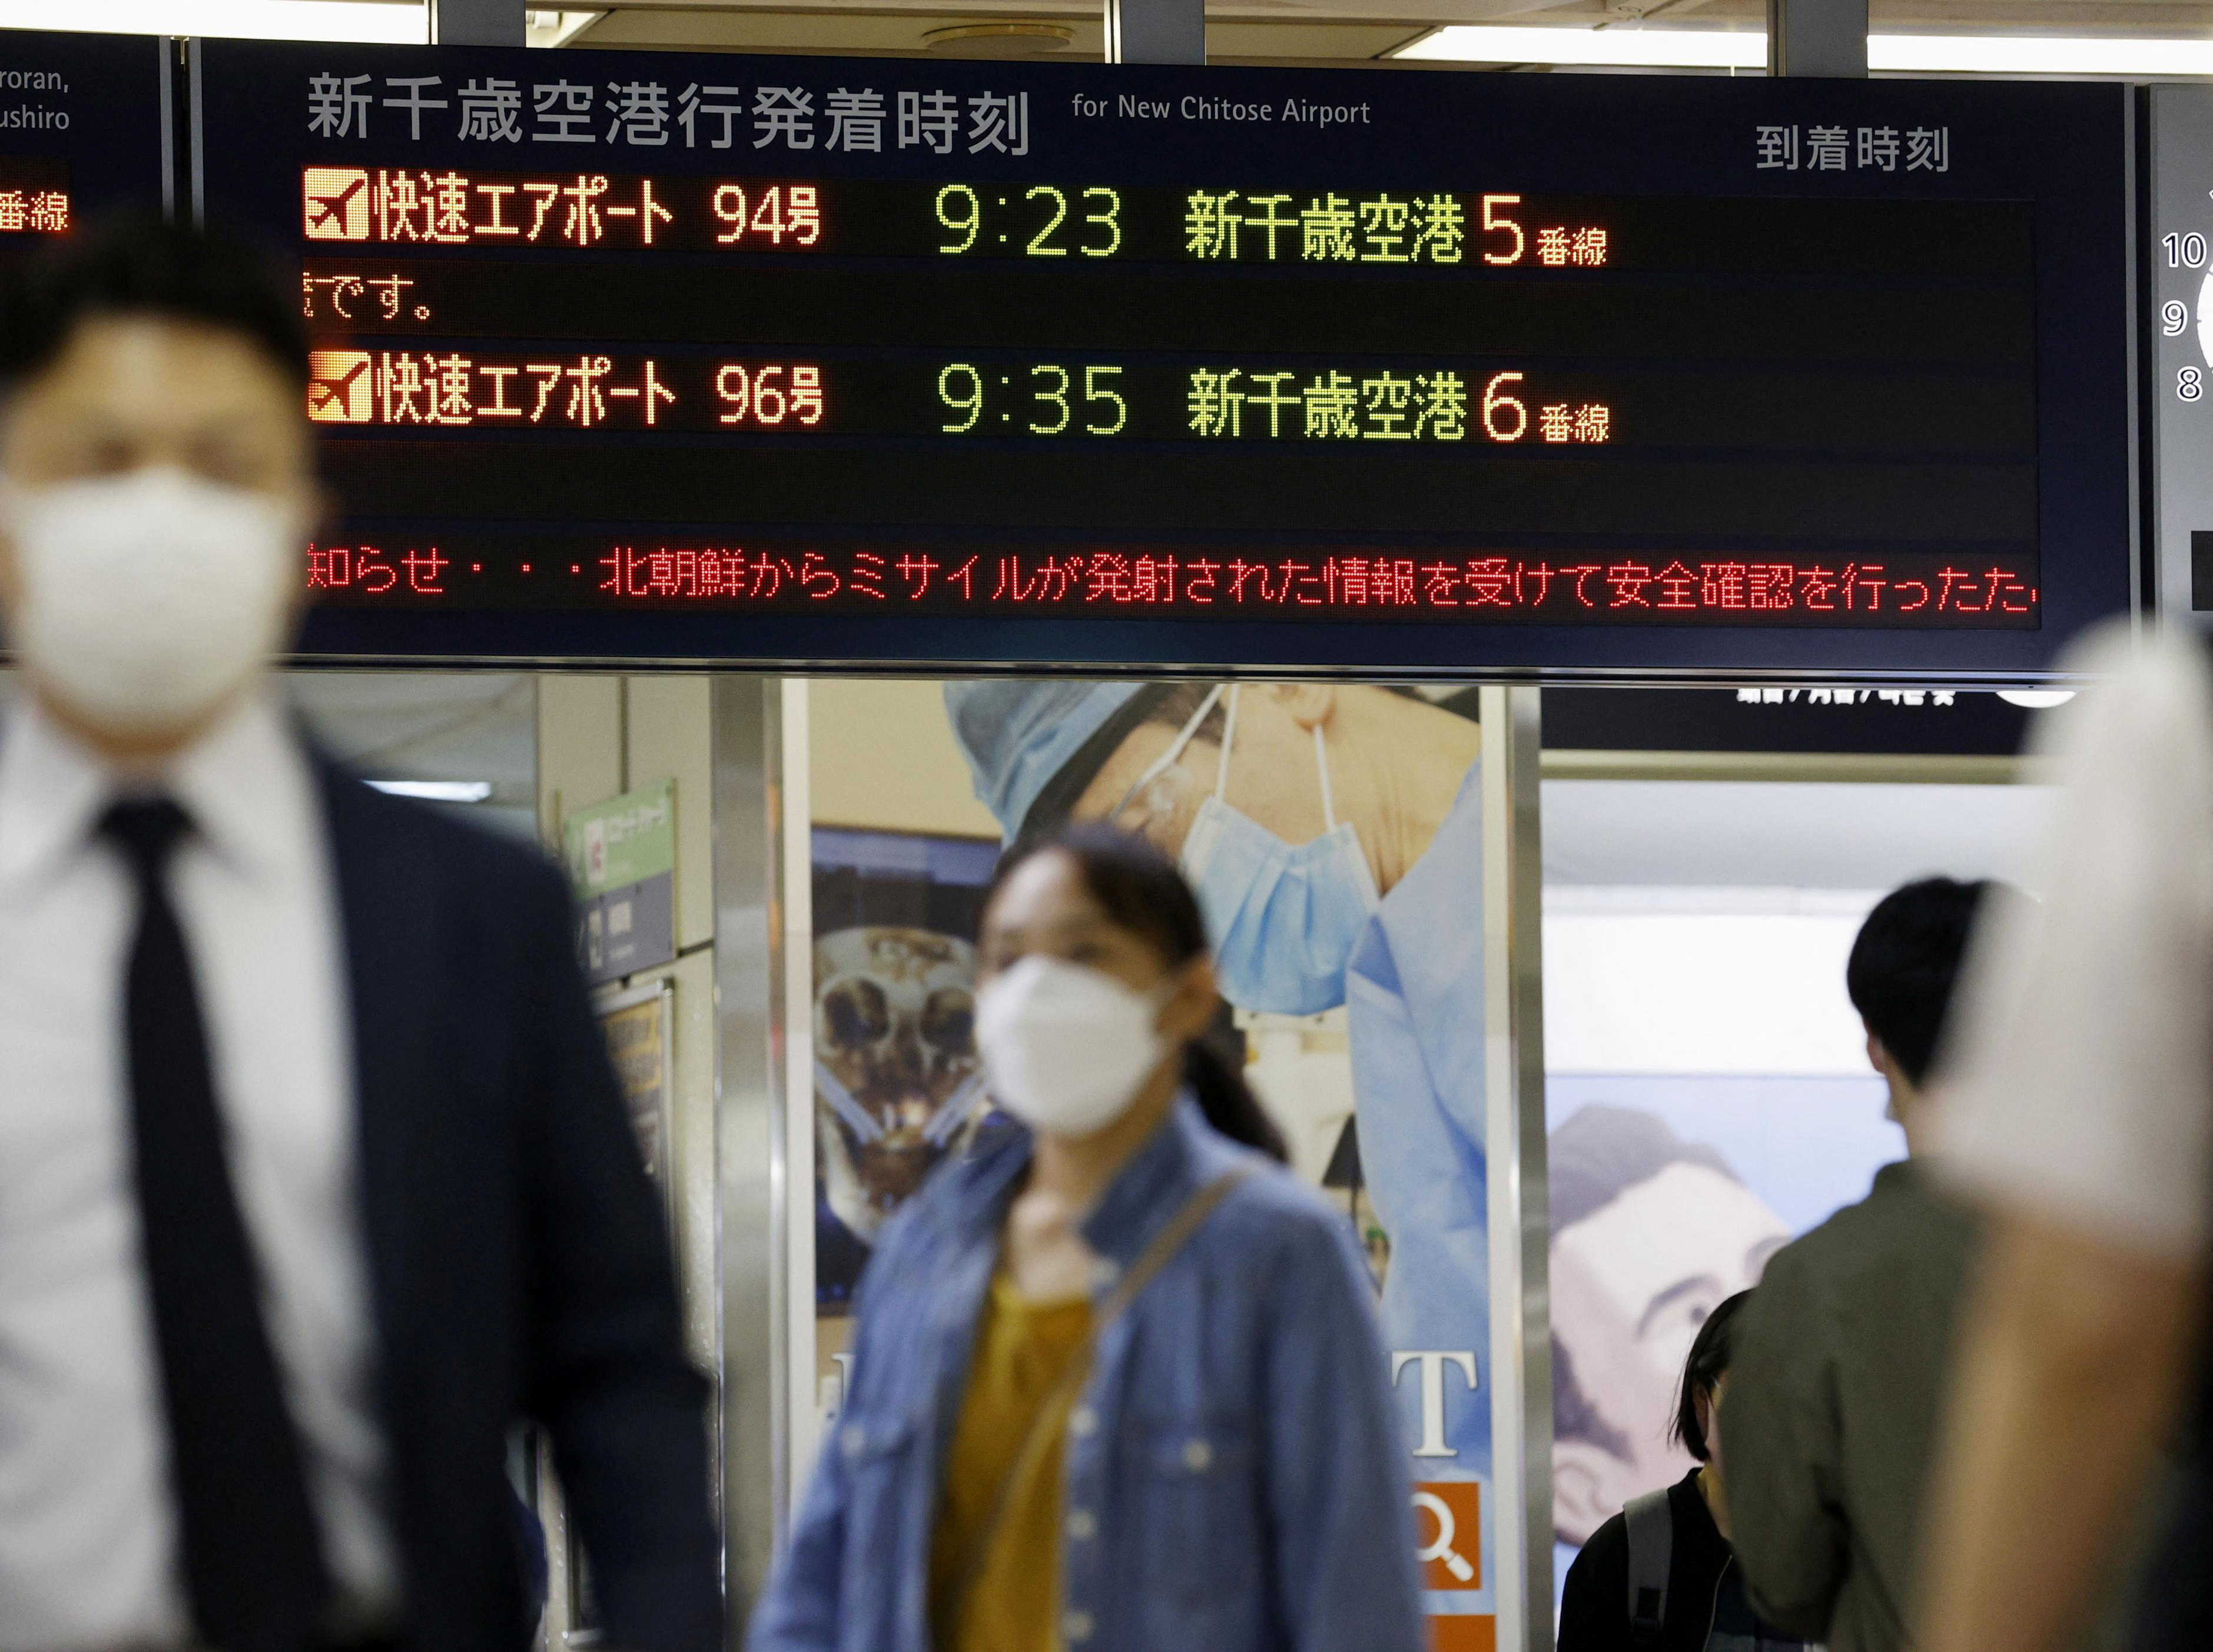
[749,824,1424,1652]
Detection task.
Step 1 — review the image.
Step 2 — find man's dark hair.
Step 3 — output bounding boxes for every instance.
[1846,876,2013,1087]
[1670,1289,1751,1463]
[0,215,308,391]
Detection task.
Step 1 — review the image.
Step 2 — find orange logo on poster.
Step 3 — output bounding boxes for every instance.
[1412,1481,1482,1591]
[304,167,370,239]
[307,351,373,423]
[1426,1614,1496,1652]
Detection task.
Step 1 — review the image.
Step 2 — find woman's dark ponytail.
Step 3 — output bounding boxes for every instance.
[988,821,1289,1164]
[1183,1029,1289,1162]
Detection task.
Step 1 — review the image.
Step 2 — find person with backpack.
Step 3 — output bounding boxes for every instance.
[1557,1293,1810,1652]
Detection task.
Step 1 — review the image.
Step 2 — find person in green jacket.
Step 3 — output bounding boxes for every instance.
[1717,878,2003,1652]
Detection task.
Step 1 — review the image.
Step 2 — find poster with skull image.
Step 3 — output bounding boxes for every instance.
[812,828,1004,1311]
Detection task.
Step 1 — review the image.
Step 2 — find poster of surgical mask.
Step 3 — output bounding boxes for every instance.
[937,678,1500,1652]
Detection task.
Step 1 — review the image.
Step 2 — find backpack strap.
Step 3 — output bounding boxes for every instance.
[1624,1487,1675,1644]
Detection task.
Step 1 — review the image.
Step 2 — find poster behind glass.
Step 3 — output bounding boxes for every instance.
[1544,1076,1903,1610]
[809,826,1001,1425]
[810,678,1502,1650]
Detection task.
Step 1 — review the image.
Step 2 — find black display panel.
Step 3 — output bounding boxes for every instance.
[0,30,172,266]
[193,42,2132,675]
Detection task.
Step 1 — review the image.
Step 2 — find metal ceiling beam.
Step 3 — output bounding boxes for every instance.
[1106,0,1206,64]
[431,0,526,47]
[1768,0,1868,76]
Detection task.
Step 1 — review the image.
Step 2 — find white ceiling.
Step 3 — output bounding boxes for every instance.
[565,0,2213,59]
[286,670,541,838]
[1542,776,2054,893]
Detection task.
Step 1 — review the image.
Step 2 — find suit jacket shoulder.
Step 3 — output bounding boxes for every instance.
[318,761,570,926]
[310,754,721,1652]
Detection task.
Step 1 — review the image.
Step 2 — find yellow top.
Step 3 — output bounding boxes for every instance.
[928,1271,1094,1652]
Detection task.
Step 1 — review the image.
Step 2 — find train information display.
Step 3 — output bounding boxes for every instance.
[193,42,2131,674]
[0,31,172,265]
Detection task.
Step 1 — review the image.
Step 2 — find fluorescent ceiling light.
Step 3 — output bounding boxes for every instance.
[368,778,494,802]
[526,8,600,48]
[1399,26,2213,77]
[1398,25,1762,69]
[1996,689,2077,709]
[0,0,427,42]
[1869,34,2213,77]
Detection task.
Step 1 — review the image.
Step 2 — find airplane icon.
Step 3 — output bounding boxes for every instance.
[307,349,373,422]
[304,167,370,240]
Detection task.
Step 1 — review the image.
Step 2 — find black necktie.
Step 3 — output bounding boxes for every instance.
[102,799,330,1652]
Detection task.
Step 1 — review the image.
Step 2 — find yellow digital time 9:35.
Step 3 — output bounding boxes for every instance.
[938,363,1129,434]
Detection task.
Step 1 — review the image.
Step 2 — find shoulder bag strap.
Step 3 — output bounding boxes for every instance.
[944,1167,1252,1624]
[1624,1487,1675,1644]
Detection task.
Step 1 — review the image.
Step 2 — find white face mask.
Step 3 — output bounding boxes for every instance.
[974,955,1173,1138]
[1,466,304,741]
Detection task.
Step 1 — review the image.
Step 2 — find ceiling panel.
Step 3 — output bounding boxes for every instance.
[565,0,2213,57]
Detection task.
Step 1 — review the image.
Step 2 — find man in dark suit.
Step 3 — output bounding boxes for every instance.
[0,220,719,1652]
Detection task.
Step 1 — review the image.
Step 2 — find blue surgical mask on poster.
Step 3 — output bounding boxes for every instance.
[1113,685,1381,1016]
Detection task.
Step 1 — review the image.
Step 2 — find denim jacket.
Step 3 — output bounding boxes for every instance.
[748,1099,1425,1652]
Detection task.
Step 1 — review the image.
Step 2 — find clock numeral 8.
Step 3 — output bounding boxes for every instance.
[2182,366,2205,404]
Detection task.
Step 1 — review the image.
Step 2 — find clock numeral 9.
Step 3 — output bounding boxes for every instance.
[938,362,984,431]
[2165,300,2191,337]
[936,184,981,254]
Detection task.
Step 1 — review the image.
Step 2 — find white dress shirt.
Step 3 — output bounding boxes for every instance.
[1941,622,2213,1260]
[0,691,394,1649]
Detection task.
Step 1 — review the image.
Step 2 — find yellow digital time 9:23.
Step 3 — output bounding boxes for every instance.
[934,183,1122,257]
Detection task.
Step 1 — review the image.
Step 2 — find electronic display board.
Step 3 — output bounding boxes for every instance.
[192,42,2132,675]
[0,29,172,264]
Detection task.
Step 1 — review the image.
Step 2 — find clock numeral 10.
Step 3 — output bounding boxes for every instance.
[2164,231,2209,268]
